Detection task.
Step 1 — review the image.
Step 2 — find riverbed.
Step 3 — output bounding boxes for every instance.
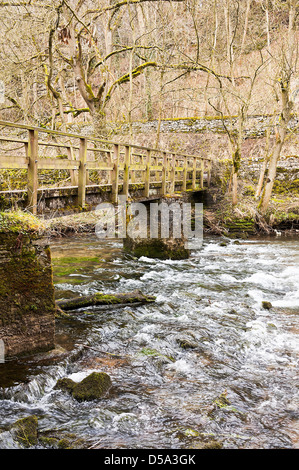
[0,234,298,449]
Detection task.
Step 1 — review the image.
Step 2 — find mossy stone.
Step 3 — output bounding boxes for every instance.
[54,377,76,393]
[262,301,272,310]
[11,415,38,448]
[72,372,112,401]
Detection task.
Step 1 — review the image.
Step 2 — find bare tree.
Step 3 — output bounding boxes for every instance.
[258,0,298,214]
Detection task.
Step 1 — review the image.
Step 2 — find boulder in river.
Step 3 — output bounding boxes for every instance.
[55,372,112,401]
[10,415,38,448]
[262,301,272,310]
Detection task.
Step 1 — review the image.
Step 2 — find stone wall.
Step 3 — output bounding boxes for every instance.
[0,214,55,357]
[240,155,299,182]
[113,115,299,139]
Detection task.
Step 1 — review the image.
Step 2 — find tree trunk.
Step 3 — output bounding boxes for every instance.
[258,130,285,214]
[56,290,156,311]
[258,0,296,214]
[255,127,271,199]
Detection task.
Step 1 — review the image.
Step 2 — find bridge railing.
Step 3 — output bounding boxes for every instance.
[0,120,212,214]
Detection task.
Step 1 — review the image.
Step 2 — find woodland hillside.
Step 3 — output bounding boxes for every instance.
[0,0,298,213]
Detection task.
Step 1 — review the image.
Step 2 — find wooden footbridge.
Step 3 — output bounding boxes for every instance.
[0,120,212,214]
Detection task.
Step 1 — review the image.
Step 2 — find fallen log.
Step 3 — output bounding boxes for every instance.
[56,290,156,311]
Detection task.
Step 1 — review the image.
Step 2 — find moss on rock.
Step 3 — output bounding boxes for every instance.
[72,372,112,401]
[0,211,45,235]
[11,415,38,448]
[54,377,76,393]
[262,301,272,310]
[55,372,112,401]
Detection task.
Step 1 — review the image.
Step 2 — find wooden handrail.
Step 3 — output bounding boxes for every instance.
[0,120,212,214]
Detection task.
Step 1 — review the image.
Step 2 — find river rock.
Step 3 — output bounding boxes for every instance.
[10,415,38,448]
[54,377,77,394]
[55,372,112,401]
[262,301,272,310]
[72,372,112,401]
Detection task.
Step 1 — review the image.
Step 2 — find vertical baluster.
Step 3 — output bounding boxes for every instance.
[67,146,77,186]
[27,129,38,215]
[170,153,175,194]
[161,152,167,196]
[182,156,187,191]
[78,137,87,207]
[192,157,197,190]
[111,144,120,203]
[122,145,130,198]
[106,151,112,184]
[200,159,204,189]
[144,149,151,197]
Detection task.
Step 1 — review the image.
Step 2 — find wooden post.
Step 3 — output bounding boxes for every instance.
[192,157,197,190]
[112,144,120,203]
[78,137,87,208]
[144,149,151,197]
[27,129,38,215]
[161,152,167,196]
[131,153,136,183]
[182,156,187,191]
[170,154,175,194]
[122,145,130,198]
[107,151,112,184]
[67,146,78,186]
[154,156,159,182]
[200,159,204,189]
[207,160,212,187]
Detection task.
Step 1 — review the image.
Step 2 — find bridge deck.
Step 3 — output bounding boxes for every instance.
[0,120,212,214]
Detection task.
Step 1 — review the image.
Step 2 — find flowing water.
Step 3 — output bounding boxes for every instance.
[0,234,298,449]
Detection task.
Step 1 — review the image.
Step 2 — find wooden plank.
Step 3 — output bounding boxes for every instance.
[87,147,111,153]
[0,136,27,144]
[38,158,80,170]
[86,161,114,170]
[78,138,87,207]
[149,165,163,171]
[38,141,73,149]
[129,164,147,171]
[0,156,29,169]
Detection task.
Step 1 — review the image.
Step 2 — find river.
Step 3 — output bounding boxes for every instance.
[0,234,298,449]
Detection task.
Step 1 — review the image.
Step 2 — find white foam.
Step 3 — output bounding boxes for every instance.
[166,359,192,374]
